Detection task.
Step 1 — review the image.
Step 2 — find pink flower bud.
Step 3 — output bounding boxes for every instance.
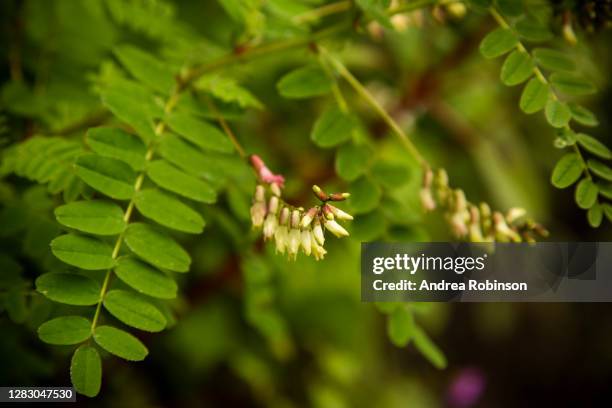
[322,204,334,220]
[250,155,285,187]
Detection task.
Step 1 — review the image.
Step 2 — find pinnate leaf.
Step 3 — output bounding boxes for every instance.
[51,233,115,270]
[147,160,217,203]
[575,179,599,209]
[551,153,583,188]
[587,203,603,228]
[166,112,234,153]
[501,50,534,86]
[103,289,166,332]
[38,316,91,345]
[587,159,612,181]
[94,325,149,361]
[545,99,571,128]
[114,45,175,94]
[336,143,370,181]
[55,200,126,235]
[479,28,518,59]
[311,107,357,148]
[36,273,100,306]
[568,103,598,127]
[71,345,101,398]
[519,78,549,114]
[87,127,147,171]
[533,48,575,72]
[576,134,612,160]
[277,66,332,99]
[124,223,191,272]
[550,73,597,96]
[134,189,205,233]
[115,256,177,299]
[75,154,136,200]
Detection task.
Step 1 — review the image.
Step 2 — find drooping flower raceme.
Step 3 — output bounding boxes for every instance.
[249,155,353,260]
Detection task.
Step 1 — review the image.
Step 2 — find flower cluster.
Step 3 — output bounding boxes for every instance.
[249,155,353,260]
[420,167,548,243]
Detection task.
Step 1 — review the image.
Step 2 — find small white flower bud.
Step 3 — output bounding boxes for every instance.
[274,225,288,253]
[328,205,353,221]
[300,207,318,228]
[420,188,436,211]
[255,185,265,202]
[313,219,325,246]
[301,230,312,256]
[311,233,327,261]
[506,207,526,224]
[288,229,301,259]
[263,213,278,240]
[291,209,300,229]
[268,196,279,214]
[279,207,290,226]
[250,202,266,228]
[270,182,281,197]
[324,219,349,238]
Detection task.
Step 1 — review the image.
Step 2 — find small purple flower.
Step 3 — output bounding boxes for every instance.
[447,368,486,408]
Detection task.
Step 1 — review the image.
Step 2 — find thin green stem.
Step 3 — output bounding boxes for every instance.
[204,96,247,159]
[180,23,349,84]
[89,88,180,333]
[489,7,593,181]
[292,0,352,24]
[319,46,427,168]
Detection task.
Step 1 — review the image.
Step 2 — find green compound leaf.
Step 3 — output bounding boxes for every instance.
[147,160,217,203]
[550,73,597,96]
[134,189,205,234]
[587,203,603,228]
[387,307,414,347]
[335,143,371,181]
[479,27,518,59]
[103,289,166,332]
[576,134,612,160]
[101,80,158,143]
[124,223,191,272]
[114,45,175,94]
[551,153,583,188]
[71,345,101,398]
[533,48,576,72]
[349,176,382,214]
[310,107,358,148]
[36,273,101,306]
[604,203,612,222]
[500,50,534,86]
[166,112,234,153]
[545,99,571,128]
[371,162,410,189]
[519,78,549,114]
[55,200,126,236]
[598,183,612,200]
[38,316,92,345]
[115,256,177,299]
[575,178,599,209]
[86,127,147,171]
[587,159,612,181]
[514,17,553,42]
[93,325,149,361]
[51,233,115,270]
[276,66,333,99]
[568,103,599,127]
[413,327,447,369]
[75,154,136,200]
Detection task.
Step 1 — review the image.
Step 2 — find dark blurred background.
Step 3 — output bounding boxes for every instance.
[1,0,611,406]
